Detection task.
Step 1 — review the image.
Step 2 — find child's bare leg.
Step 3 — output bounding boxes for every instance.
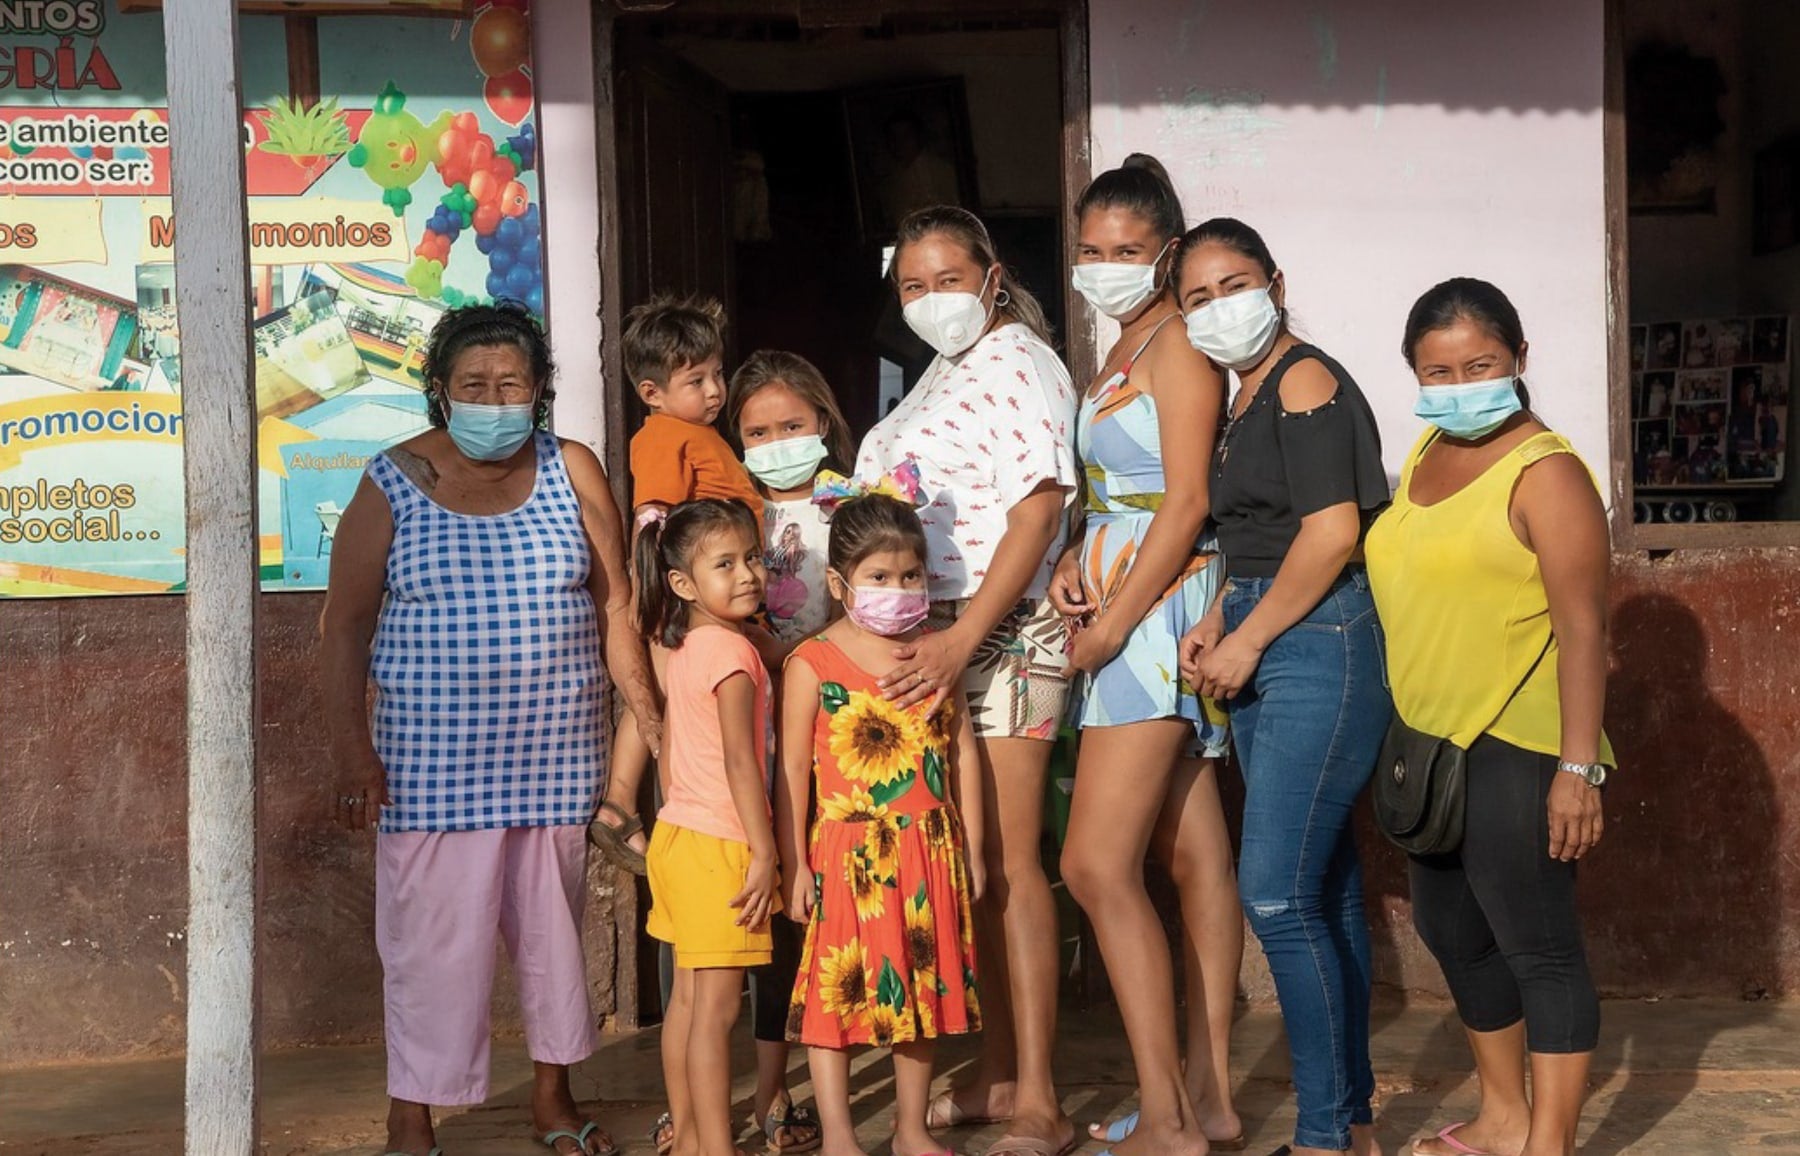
[688,967,746,1156]
[594,644,667,860]
[753,1040,797,1133]
[664,965,697,1156]
[807,1046,866,1156]
[892,1040,941,1156]
[596,712,652,853]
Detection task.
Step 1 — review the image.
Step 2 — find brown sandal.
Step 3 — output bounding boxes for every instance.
[760,1101,822,1154]
[588,801,647,875]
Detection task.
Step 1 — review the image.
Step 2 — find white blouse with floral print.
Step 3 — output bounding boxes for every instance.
[857,322,1078,602]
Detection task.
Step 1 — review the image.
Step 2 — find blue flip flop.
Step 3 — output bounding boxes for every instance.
[542,1121,617,1156]
[1089,1113,1138,1144]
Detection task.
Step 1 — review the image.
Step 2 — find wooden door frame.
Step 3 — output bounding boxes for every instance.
[594,0,1093,489]
[591,0,1090,1027]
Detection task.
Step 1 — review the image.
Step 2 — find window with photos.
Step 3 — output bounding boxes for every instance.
[1619,0,1800,542]
[1628,316,1789,524]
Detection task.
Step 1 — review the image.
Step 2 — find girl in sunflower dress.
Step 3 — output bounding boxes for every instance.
[775,493,986,1156]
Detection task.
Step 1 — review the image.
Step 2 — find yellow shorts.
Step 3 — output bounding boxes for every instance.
[646,822,773,969]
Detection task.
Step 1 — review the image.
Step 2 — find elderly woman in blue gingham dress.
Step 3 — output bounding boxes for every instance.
[321,304,660,1156]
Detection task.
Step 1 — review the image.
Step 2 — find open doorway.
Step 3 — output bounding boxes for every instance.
[592,0,1087,1025]
[597,4,1087,474]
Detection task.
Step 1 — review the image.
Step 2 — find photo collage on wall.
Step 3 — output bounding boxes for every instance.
[1630,316,1790,487]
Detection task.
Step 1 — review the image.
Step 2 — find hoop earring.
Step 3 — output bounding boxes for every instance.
[994,288,1012,308]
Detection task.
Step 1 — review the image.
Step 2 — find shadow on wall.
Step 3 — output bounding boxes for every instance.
[1094,0,1602,116]
[1579,591,1778,1154]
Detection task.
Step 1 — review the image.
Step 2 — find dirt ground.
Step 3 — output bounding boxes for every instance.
[4,997,1798,1155]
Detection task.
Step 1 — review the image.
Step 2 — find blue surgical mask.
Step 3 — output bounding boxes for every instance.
[447,399,536,461]
[1414,376,1523,440]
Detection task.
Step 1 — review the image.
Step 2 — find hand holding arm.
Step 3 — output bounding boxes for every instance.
[1046,538,1089,621]
[1178,589,1227,687]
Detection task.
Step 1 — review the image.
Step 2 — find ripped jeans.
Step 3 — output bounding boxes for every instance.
[1223,568,1392,1151]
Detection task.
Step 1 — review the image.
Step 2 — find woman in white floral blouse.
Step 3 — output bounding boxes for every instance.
[856,205,1079,1156]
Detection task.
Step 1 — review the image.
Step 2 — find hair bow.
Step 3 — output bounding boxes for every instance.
[811,460,924,519]
[633,505,669,532]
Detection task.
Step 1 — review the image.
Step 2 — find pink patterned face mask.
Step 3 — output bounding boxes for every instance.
[843,585,929,636]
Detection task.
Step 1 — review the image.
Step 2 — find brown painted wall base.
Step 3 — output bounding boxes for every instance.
[0,595,625,1066]
[3,549,1795,1064]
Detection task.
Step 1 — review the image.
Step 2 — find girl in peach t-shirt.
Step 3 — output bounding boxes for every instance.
[635,498,779,1156]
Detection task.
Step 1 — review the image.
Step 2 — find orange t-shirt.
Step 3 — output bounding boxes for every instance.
[630,413,761,513]
[658,624,771,844]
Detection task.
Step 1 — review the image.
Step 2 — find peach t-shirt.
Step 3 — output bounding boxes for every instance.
[630,413,762,513]
[657,623,771,844]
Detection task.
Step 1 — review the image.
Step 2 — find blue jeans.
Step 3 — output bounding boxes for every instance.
[1223,568,1392,1151]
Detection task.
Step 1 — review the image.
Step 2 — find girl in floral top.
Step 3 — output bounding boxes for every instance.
[776,493,985,1156]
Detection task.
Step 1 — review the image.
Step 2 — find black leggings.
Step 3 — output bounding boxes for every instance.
[749,917,802,1044]
[1409,735,1600,1054]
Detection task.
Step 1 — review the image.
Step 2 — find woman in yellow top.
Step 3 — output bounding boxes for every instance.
[1365,278,1612,1156]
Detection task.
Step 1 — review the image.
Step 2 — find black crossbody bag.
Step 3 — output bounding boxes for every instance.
[1372,639,1550,857]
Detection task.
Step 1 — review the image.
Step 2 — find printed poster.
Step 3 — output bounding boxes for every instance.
[0,0,545,595]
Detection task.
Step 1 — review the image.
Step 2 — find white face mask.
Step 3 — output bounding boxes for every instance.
[902,268,996,359]
[1184,285,1282,371]
[1071,262,1161,319]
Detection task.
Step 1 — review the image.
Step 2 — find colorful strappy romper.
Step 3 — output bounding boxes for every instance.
[1073,318,1230,752]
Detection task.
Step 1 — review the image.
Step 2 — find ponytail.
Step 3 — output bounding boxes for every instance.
[633,511,674,644]
[1076,152,1186,243]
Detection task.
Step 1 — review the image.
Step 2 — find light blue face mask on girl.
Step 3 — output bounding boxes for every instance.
[1414,376,1523,440]
[744,434,828,491]
[447,399,536,461]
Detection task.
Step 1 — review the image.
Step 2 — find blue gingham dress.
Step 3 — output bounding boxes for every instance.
[368,431,606,832]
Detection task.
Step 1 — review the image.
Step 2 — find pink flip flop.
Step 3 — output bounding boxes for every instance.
[1422,1123,1493,1156]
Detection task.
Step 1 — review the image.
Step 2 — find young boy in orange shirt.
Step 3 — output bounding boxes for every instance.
[591,295,760,875]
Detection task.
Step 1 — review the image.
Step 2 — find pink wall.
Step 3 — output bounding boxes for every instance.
[1090,0,1611,482]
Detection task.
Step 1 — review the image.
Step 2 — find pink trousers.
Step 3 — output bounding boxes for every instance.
[376,824,599,1105]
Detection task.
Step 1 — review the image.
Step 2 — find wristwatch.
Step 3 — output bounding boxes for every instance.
[1557,759,1608,787]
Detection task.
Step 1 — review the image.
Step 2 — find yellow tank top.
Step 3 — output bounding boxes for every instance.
[1364,429,1614,763]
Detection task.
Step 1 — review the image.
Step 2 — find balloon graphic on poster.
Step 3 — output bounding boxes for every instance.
[471,2,535,128]
[405,109,542,315]
[347,81,453,215]
[484,70,534,127]
[471,6,531,76]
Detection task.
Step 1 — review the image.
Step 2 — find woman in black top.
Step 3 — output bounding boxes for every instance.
[1174,219,1392,1156]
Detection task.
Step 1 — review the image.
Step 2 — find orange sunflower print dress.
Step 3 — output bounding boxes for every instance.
[786,636,981,1049]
